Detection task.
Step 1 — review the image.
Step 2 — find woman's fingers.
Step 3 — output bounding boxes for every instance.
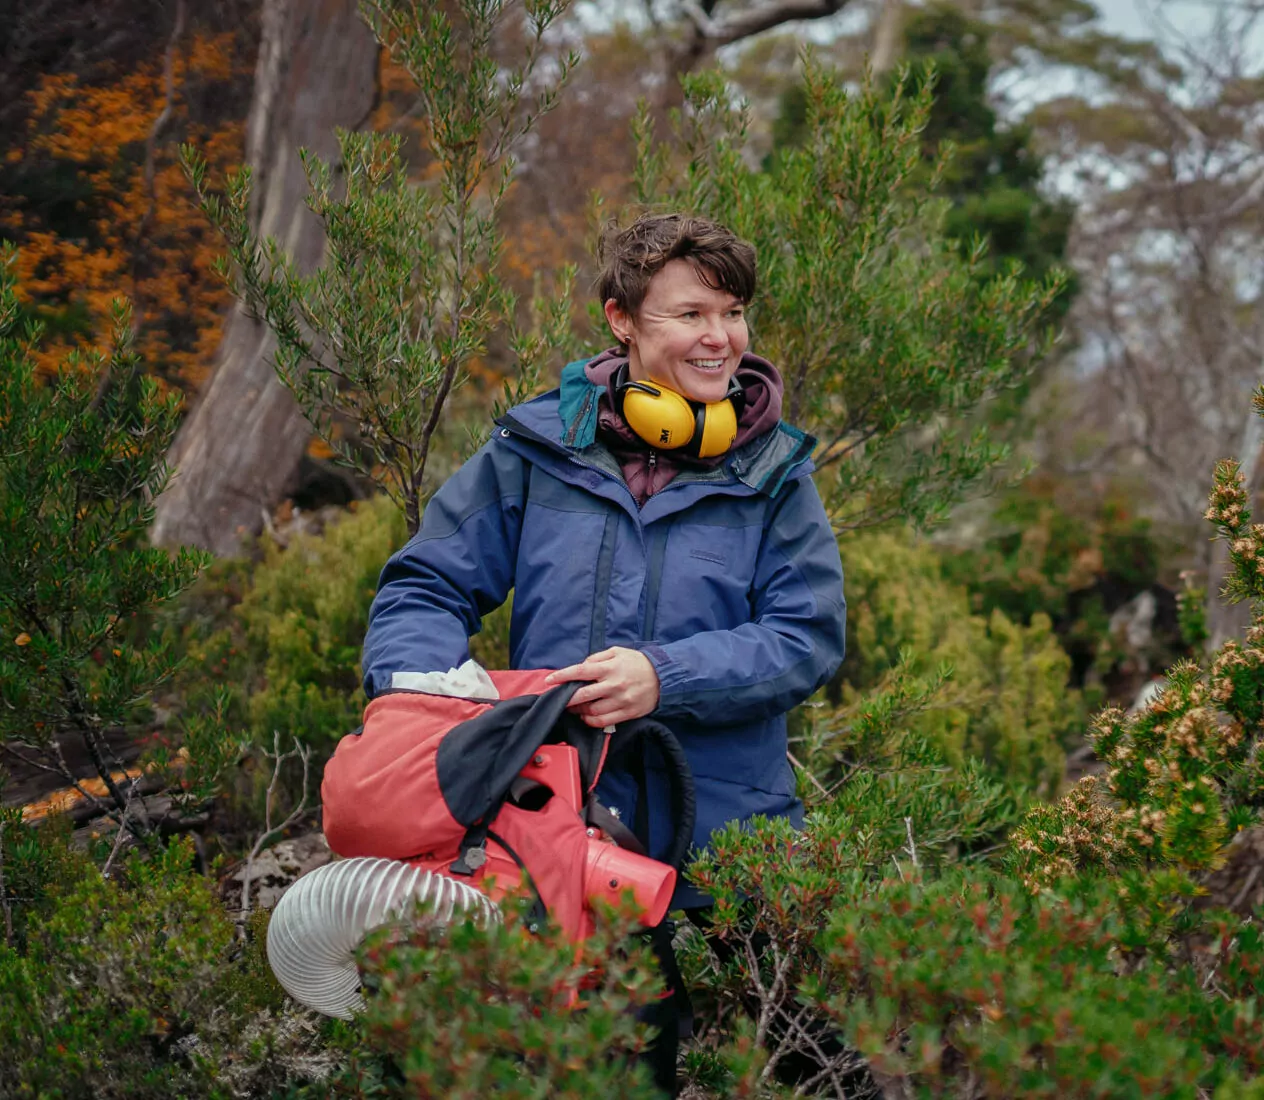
[545,647,659,726]
[544,648,617,687]
[568,681,616,707]
[577,701,630,727]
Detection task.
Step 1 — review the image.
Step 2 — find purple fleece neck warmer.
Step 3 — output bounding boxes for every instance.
[582,348,786,507]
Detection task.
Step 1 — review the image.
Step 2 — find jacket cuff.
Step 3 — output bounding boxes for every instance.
[637,643,688,705]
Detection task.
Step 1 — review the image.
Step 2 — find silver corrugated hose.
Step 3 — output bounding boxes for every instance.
[266,857,499,1019]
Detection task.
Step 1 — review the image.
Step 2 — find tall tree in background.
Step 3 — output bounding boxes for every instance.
[150,0,378,553]
[902,5,1074,298]
[1025,9,1264,644]
[770,3,1074,303]
[631,60,1065,530]
[495,22,663,317]
[183,0,579,537]
[648,0,851,78]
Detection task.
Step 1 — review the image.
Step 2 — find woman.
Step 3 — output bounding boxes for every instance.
[362,212,846,1092]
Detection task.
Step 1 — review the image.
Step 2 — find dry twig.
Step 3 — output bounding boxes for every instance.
[238,732,312,931]
[904,816,920,870]
[101,776,143,879]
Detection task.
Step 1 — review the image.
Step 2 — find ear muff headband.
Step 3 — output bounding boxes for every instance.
[614,366,744,459]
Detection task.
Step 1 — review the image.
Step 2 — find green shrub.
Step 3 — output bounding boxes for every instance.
[323,896,663,1099]
[175,495,406,756]
[685,805,1264,1098]
[795,657,1021,851]
[939,474,1187,705]
[940,474,1169,626]
[173,491,527,764]
[819,870,1263,1098]
[838,528,1080,797]
[0,808,86,952]
[0,247,216,837]
[237,496,406,751]
[0,836,324,1099]
[687,511,1264,1099]
[1007,449,1264,890]
[682,670,1020,1095]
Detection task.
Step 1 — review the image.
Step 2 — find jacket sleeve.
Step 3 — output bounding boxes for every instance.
[361,437,526,698]
[638,473,845,726]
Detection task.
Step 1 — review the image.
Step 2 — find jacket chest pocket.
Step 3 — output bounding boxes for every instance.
[650,524,762,641]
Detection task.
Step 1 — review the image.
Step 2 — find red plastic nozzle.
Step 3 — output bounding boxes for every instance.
[582,838,676,927]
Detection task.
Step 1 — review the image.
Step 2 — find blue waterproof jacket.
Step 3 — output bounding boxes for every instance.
[362,360,846,906]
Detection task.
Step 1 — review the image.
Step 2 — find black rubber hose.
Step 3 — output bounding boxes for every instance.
[618,718,697,870]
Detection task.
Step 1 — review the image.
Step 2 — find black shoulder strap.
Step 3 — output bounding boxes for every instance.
[602,717,697,871]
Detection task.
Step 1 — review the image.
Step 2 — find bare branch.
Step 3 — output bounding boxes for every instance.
[787,748,830,800]
[685,0,851,49]
[101,777,143,879]
[238,731,312,929]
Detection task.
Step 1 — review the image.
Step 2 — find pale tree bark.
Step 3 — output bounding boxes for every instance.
[151,0,378,554]
[868,0,903,76]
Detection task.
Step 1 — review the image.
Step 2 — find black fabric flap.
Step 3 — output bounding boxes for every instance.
[435,681,582,825]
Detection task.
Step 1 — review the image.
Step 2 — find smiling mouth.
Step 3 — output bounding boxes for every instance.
[686,358,727,371]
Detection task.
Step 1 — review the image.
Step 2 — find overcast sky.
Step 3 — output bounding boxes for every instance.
[1075,0,1264,60]
[1094,0,1247,39]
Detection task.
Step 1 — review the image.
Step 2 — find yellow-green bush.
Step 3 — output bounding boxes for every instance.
[838,529,1081,797]
[238,497,407,747]
[174,496,407,755]
[171,493,525,773]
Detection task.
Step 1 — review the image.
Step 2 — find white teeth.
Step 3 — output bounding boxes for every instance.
[688,359,724,369]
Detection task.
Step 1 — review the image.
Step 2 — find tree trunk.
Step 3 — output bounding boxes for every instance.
[869,0,903,76]
[151,0,377,555]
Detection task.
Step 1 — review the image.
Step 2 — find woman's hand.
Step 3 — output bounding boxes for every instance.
[544,646,661,728]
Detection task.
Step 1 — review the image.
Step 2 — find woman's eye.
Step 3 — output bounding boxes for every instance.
[728,309,745,319]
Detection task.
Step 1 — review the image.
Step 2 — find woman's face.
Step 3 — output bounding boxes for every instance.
[604,258,749,405]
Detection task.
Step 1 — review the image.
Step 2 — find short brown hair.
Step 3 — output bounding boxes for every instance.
[597,213,757,317]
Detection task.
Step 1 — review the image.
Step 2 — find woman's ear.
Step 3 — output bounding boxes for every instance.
[603,298,633,346]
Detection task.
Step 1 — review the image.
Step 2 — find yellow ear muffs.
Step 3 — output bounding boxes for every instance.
[694,396,739,458]
[614,367,744,459]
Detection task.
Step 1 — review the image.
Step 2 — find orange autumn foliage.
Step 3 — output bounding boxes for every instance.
[0,16,651,414]
[0,29,252,393]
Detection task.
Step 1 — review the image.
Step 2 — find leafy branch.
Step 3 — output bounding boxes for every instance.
[183,0,581,535]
